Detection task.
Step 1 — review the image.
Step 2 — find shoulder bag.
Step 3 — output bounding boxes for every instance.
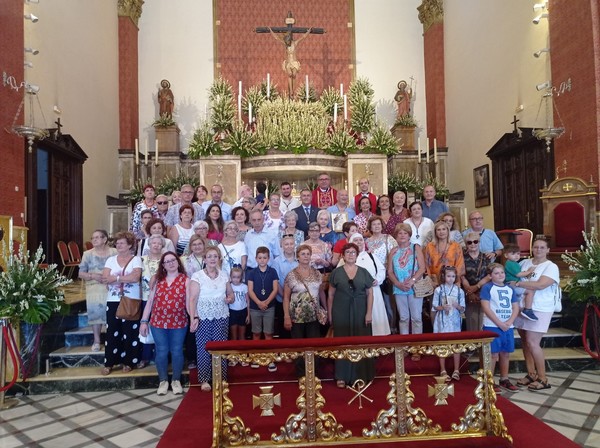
[116,257,142,321]
[298,271,328,325]
[411,245,434,298]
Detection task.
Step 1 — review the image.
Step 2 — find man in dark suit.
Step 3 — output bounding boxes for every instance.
[293,188,318,238]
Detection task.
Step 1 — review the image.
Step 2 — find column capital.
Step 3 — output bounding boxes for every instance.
[118,0,144,27]
[417,0,444,33]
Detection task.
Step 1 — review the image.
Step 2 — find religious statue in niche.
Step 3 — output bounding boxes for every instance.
[394,80,413,118]
[158,79,174,120]
[255,12,325,98]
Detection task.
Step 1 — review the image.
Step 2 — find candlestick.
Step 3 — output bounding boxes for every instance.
[333,103,338,123]
[237,94,242,122]
[305,75,309,102]
[266,73,270,99]
[253,180,257,197]
[248,102,253,123]
[344,179,348,191]
[155,139,159,166]
[238,80,242,96]
[434,138,438,163]
[462,208,469,230]
[145,139,148,165]
[426,137,430,161]
[343,95,348,121]
[417,138,421,160]
[135,138,139,165]
[340,83,344,97]
[109,213,113,236]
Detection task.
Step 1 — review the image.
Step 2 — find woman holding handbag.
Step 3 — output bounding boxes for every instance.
[460,232,492,331]
[283,244,327,377]
[387,223,426,356]
[101,231,143,375]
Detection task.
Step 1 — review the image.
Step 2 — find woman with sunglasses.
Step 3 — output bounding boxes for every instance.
[460,232,492,331]
[327,243,375,388]
[424,221,465,287]
[218,221,248,275]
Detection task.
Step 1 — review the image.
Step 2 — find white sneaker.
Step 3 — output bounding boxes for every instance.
[268,362,277,372]
[171,380,183,395]
[157,380,169,395]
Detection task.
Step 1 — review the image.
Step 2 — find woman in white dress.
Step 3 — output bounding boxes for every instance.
[341,234,390,336]
[218,221,248,276]
[405,201,434,246]
[168,204,195,255]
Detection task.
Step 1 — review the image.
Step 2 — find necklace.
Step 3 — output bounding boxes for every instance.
[204,268,218,280]
[258,269,268,295]
[442,283,455,306]
[412,218,423,239]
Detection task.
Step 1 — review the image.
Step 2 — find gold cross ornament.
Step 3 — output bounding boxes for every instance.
[428,376,455,406]
[252,386,281,416]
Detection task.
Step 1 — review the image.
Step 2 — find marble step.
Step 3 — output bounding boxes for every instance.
[514,326,582,349]
[64,325,105,348]
[48,345,105,369]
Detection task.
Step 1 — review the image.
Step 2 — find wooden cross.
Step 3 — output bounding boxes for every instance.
[255,11,325,97]
[510,115,520,134]
[54,117,63,137]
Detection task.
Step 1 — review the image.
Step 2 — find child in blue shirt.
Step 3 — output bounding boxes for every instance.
[480,263,520,393]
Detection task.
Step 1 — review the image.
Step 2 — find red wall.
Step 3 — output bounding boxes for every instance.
[0,0,26,223]
[550,0,600,184]
[119,16,139,150]
[215,0,354,97]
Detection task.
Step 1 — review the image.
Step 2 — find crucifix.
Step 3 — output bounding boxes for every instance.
[510,115,520,135]
[255,11,325,98]
[55,117,63,137]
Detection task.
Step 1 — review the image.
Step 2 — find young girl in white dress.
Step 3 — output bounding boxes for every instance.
[431,266,465,381]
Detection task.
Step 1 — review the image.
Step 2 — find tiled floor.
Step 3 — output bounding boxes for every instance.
[0,370,598,448]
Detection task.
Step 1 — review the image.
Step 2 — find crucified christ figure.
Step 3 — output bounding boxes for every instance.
[268,27,312,97]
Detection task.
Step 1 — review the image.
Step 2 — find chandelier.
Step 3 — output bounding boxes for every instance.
[532,88,565,153]
[11,85,49,153]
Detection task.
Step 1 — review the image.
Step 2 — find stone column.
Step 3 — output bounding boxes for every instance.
[418,0,446,150]
[117,0,143,152]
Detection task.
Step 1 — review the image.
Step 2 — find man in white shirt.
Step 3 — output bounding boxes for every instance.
[232,184,253,208]
[244,210,281,269]
[164,184,205,226]
[279,181,300,214]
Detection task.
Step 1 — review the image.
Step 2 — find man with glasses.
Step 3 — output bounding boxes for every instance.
[244,210,280,269]
[462,211,503,260]
[164,184,205,227]
[279,181,300,214]
[293,189,318,238]
[312,172,338,209]
[202,184,232,221]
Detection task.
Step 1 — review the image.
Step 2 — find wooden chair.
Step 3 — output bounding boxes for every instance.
[67,241,82,264]
[515,228,533,258]
[57,241,79,277]
[84,241,93,251]
[495,229,517,247]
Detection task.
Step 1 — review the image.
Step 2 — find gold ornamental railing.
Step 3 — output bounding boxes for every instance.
[206,331,511,447]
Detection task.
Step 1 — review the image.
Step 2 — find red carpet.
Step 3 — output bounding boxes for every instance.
[160,357,578,448]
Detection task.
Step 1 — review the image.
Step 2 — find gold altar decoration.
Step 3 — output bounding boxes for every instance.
[208,333,511,447]
[428,376,455,406]
[253,386,281,417]
[117,0,144,26]
[346,380,373,409]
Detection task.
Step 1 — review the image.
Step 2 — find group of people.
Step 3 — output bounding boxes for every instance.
[78,173,560,395]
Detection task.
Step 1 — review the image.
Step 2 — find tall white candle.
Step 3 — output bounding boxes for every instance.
[426,137,430,160]
[417,138,421,158]
[305,75,309,102]
[266,73,270,98]
[145,139,148,165]
[237,94,242,122]
[434,138,438,162]
[248,102,253,123]
[135,138,139,165]
[333,103,338,123]
[340,83,344,97]
[155,139,159,166]
[463,208,469,230]
[343,95,348,121]
[238,81,242,96]
[109,213,113,236]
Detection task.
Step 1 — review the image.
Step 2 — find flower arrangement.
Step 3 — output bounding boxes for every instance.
[0,243,71,324]
[562,229,600,303]
[152,113,176,128]
[124,172,200,204]
[387,172,449,198]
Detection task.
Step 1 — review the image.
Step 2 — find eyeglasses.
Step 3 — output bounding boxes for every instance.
[348,278,355,290]
[163,258,178,264]
[469,217,483,221]
[345,250,357,255]
[466,240,480,245]
[157,201,168,205]
[318,177,329,181]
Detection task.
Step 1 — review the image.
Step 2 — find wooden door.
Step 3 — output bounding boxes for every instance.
[486,129,554,235]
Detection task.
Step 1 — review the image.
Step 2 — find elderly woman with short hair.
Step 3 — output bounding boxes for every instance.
[138,218,175,256]
[279,210,305,248]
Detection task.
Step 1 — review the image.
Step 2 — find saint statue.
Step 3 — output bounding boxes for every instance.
[394,80,412,118]
[158,79,174,119]
[268,27,312,97]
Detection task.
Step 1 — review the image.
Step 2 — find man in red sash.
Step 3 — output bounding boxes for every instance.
[311,172,338,209]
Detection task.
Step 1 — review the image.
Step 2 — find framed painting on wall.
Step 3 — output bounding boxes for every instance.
[474,164,491,207]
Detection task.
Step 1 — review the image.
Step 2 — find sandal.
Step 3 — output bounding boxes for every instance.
[516,374,537,387]
[452,370,460,381]
[100,367,112,376]
[200,382,212,392]
[411,354,421,362]
[91,343,101,352]
[528,379,551,391]
[440,370,450,382]
[137,361,148,369]
[122,365,133,373]
[336,380,346,389]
